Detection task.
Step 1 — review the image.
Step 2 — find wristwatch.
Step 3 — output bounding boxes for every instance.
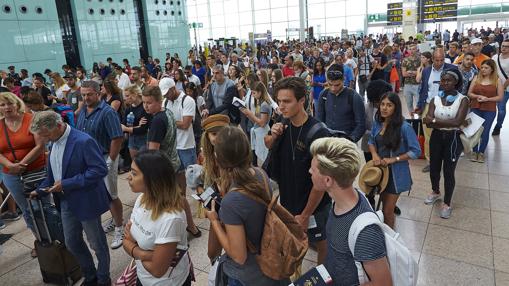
[396,156,401,162]
[432,118,436,124]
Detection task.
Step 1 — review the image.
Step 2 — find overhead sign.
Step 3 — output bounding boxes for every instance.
[418,0,458,23]
[387,2,403,26]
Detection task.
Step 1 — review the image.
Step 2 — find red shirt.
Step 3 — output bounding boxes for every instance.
[283,65,295,77]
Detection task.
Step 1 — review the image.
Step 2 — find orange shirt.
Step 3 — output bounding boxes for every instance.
[470,82,497,112]
[454,53,490,69]
[0,113,46,173]
[144,76,159,87]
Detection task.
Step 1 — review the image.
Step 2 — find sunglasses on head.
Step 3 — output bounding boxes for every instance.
[327,70,343,80]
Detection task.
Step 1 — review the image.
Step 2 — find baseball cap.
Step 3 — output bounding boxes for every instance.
[471,38,482,45]
[159,77,175,95]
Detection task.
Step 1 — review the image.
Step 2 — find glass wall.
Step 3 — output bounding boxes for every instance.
[187,0,509,43]
[187,0,368,43]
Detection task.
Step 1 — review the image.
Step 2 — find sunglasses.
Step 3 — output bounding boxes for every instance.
[327,70,343,80]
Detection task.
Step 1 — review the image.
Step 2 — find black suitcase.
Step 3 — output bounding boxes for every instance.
[27,198,82,285]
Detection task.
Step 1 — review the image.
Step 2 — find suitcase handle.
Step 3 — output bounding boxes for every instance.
[27,197,53,243]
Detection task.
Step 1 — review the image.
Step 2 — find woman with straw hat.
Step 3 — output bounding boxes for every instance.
[367,92,421,229]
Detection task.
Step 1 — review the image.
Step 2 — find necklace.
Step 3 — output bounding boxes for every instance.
[289,123,304,161]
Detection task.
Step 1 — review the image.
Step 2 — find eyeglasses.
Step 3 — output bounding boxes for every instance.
[502,45,509,48]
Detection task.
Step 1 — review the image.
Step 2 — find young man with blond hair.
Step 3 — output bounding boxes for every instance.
[309,137,392,286]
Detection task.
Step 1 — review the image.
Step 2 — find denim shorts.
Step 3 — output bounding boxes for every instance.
[128,134,147,151]
[178,148,197,172]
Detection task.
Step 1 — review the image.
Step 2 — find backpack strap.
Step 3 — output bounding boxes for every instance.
[348,212,382,257]
[305,121,328,148]
[497,55,509,80]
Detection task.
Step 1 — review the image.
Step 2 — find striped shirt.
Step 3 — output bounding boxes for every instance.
[325,190,387,286]
[76,100,123,154]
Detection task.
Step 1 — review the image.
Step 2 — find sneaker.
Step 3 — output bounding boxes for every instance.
[102,218,115,233]
[440,205,452,219]
[0,211,20,221]
[477,153,485,163]
[110,226,124,249]
[470,152,479,162]
[421,165,430,173]
[424,192,440,205]
[492,127,501,136]
[0,220,5,230]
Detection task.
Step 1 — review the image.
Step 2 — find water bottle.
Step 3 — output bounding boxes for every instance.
[126,112,135,127]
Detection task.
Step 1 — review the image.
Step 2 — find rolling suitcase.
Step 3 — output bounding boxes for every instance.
[27,198,82,285]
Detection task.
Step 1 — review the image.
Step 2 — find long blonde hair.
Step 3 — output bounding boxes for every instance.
[201,128,221,188]
[476,59,499,86]
[134,150,183,220]
[50,72,66,89]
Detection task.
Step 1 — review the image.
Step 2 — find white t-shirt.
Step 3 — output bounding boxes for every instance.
[493,54,509,92]
[130,195,190,286]
[55,84,70,100]
[187,74,201,86]
[166,91,196,150]
[345,58,358,70]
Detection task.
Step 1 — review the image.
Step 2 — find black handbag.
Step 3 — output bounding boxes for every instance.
[3,120,46,194]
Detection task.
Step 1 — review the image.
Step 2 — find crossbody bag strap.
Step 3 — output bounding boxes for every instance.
[497,55,509,80]
[2,120,18,162]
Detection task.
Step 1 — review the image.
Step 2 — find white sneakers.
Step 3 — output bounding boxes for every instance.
[102,218,124,249]
[111,226,124,249]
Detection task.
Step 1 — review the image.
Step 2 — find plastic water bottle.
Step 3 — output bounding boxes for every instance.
[126,112,135,127]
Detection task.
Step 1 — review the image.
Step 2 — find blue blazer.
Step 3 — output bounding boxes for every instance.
[37,128,111,221]
[417,63,457,110]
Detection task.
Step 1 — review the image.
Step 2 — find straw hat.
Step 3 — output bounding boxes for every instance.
[358,160,389,195]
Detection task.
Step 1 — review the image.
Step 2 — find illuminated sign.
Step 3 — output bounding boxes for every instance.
[387,2,403,26]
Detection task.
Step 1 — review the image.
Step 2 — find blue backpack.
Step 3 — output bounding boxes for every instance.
[51,104,75,127]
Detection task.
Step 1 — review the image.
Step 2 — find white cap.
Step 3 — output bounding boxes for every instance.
[159,77,175,95]
[471,38,482,45]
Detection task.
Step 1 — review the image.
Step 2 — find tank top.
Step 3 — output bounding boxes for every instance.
[470,82,497,112]
[433,94,466,130]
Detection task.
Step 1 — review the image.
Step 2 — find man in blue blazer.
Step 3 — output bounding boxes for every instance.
[415,49,458,173]
[29,111,111,286]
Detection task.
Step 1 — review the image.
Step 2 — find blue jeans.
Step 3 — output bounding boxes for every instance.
[495,91,509,129]
[60,200,110,284]
[2,171,50,231]
[404,84,420,115]
[472,109,496,153]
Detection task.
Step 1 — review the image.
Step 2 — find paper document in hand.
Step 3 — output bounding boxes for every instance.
[232,97,247,108]
[462,112,485,138]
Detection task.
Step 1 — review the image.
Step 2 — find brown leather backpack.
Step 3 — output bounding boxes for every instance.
[232,171,309,280]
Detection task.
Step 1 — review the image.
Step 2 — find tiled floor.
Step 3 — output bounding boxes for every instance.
[1,102,509,285]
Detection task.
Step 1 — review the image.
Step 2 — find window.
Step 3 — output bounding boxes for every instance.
[36,7,43,14]
[19,5,27,14]
[120,9,125,15]
[3,5,11,13]
[100,8,105,15]
[89,8,94,14]
[156,10,160,15]
[110,9,115,15]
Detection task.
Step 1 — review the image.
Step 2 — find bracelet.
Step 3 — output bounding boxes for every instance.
[130,244,138,258]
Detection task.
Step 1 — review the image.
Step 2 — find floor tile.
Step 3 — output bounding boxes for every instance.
[407,179,432,200]
[493,237,509,273]
[0,239,33,276]
[417,253,495,286]
[488,161,509,176]
[187,229,212,273]
[0,257,52,286]
[491,191,509,214]
[396,196,432,223]
[492,211,509,239]
[423,224,493,269]
[193,269,210,286]
[495,271,509,286]
[490,174,509,193]
[456,158,489,174]
[455,170,490,190]
[453,186,491,210]
[430,204,491,235]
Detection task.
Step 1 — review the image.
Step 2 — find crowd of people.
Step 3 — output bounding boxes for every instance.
[0,25,507,286]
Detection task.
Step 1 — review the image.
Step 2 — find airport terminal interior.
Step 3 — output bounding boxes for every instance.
[1,0,509,285]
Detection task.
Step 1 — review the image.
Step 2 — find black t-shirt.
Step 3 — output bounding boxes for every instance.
[106,94,124,119]
[481,45,496,57]
[123,103,151,136]
[147,111,167,144]
[278,116,331,215]
[370,52,387,81]
[37,86,52,106]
